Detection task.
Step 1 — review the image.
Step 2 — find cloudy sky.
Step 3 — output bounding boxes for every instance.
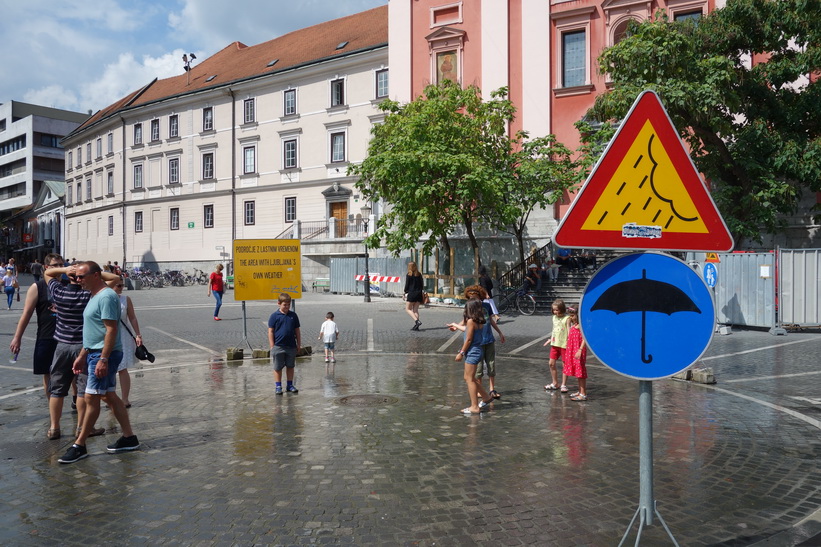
[0,0,387,114]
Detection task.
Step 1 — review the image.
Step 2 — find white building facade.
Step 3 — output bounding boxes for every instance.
[62,7,389,279]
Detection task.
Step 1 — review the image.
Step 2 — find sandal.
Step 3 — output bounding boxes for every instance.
[47,428,61,440]
[78,427,106,437]
[544,383,559,390]
[490,390,501,400]
[569,392,580,398]
[570,394,588,401]
[560,385,568,393]
[461,408,481,415]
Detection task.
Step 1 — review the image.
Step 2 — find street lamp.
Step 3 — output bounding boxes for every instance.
[361,204,372,303]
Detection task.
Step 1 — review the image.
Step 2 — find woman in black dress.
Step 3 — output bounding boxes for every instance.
[404,261,424,330]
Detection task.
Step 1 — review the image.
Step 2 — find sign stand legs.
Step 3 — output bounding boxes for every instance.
[238,301,253,351]
[618,381,680,547]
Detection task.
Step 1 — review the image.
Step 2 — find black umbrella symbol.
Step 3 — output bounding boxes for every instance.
[591,269,701,364]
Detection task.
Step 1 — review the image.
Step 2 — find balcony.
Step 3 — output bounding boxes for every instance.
[275,216,373,241]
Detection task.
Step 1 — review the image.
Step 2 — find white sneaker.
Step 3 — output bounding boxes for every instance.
[331,357,336,363]
[324,357,329,363]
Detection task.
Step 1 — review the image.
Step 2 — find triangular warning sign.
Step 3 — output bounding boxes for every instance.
[554,91,733,252]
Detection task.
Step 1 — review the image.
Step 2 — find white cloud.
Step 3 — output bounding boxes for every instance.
[23,85,80,112]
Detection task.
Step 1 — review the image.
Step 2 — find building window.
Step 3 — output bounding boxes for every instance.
[76,147,82,167]
[202,107,213,131]
[96,138,102,158]
[169,114,179,138]
[133,123,142,145]
[68,151,72,168]
[284,139,298,169]
[169,158,180,184]
[376,69,389,98]
[86,143,91,162]
[562,30,586,87]
[243,98,255,124]
[67,184,73,204]
[107,171,114,194]
[285,197,296,222]
[86,178,92,200]
[204,204,214,228]
[134,164,143,189]
[330,78,345,107]
[244,201,255,225]
[108,215,114,236]
[135,211,143,233]
[76,182,82,204]
[107,132,113,153]
[243,146,256,174]
[330,132,346,163]
[674,10,702,22]
[202,152,214,180]
[150,119,160,141]
[284,89,297,116]
[170,207,180,230]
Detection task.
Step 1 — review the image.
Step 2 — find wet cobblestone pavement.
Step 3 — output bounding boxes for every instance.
[1,284,820,545]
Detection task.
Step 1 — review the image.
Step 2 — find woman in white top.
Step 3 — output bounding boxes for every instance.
[108,276,143,408]
[3,270,16,309]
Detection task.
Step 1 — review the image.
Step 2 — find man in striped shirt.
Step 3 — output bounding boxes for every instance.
[43,263,117,441]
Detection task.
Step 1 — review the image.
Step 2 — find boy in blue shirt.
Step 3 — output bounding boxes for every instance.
[268,293,301,395]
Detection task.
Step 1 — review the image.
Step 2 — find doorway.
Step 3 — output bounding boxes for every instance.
[330,201,348,237]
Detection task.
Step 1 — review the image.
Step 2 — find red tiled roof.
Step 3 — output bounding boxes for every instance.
[73,5,387,135]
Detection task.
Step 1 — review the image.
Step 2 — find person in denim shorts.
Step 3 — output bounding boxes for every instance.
[268,293,302,395]
[58,261,139,464]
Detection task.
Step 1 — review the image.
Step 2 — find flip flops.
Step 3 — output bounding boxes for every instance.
[544,383,559,391]
[461,408,481,415]
[490,390,501,399]
[570,394,588,401]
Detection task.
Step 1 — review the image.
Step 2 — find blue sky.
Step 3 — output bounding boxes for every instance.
[0,0,387,114]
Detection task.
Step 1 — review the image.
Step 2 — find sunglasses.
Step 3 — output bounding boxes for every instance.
[115,284,124,288]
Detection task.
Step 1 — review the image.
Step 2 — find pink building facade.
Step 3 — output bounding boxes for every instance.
[389,0,720,223]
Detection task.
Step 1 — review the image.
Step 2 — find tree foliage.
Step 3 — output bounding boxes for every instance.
[588,0,821,247]
[351,81,514,258]
[352,80,583,266]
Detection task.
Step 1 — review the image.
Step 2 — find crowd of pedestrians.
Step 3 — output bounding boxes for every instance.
[8,255,143,464]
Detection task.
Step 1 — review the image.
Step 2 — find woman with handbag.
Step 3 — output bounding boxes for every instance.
[403,261,424,331]
[108,276,143,408]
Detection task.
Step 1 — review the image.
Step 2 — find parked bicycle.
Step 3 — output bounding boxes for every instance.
[496,287,537,316]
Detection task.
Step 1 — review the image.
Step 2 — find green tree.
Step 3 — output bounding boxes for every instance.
[588,0,821,247]
[351,81,516,263]
[489,134,581,264]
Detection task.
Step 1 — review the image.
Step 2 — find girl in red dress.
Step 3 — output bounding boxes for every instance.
[562,307,588,401]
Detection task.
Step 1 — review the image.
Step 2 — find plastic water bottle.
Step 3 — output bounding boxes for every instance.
[10,351,18,363]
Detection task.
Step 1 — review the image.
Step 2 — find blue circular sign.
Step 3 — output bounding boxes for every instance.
[580,252,715,380]
[703,263,717,288]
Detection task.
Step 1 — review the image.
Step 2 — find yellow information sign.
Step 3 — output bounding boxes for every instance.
[233,239,302,301]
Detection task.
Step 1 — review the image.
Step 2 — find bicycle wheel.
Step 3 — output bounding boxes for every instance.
[496,292,511,314]
[517,294,536,316]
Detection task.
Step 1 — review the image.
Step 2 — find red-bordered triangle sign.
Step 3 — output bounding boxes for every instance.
[554,90,734,252]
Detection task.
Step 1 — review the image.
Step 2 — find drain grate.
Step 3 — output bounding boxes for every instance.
[335,394,399,407]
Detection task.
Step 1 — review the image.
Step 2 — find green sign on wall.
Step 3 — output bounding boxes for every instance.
[188,222,195,228]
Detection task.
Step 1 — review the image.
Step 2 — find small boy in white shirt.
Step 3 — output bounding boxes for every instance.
[318,312,340,363]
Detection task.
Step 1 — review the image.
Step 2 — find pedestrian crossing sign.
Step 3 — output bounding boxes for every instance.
[554,90,733,252]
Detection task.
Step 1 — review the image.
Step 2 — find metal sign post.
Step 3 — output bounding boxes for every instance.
[618,381,679,546]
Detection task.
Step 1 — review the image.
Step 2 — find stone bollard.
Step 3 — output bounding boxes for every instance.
[690,367,716,384]
[296,346,312,357]
[226,348,244,361]
[252,349,270,359]
[671,369,692,381]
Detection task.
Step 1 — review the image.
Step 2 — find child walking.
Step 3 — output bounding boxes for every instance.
[447,299,493,415]
[543,298,569,392]
[318,312,339,363]
[562,306,588,401]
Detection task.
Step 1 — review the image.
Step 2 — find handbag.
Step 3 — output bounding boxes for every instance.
[422,291,430,305]
[120,319,155,363]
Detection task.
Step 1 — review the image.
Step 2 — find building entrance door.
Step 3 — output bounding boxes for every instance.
[330,202,348,237]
